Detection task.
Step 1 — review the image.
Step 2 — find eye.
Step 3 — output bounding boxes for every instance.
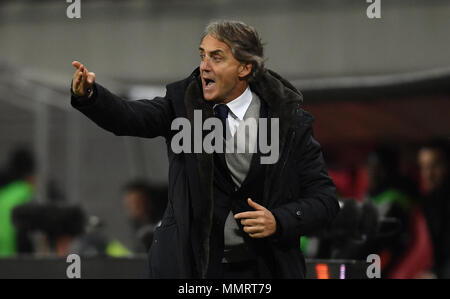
[199,54,205,60]
[213,56,222,62]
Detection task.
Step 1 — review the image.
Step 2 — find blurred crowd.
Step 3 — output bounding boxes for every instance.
[0,147,167,259]
[303,139,450,278]
[0,139,448,278]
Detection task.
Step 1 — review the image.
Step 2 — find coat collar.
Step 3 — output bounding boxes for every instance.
[182,66,303,198]
[183,67,303,160]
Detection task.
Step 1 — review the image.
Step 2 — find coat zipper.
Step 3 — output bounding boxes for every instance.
[279,106,299,174]
[280,129,296,174]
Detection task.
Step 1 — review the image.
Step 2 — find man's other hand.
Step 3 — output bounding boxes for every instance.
[234,198,277,238]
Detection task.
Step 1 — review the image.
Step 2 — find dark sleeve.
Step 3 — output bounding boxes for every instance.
[271,123,340,243]
[71,82,173,138]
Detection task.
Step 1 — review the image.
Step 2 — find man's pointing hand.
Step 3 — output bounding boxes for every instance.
[234,198,277,238]
[71,60,96,97]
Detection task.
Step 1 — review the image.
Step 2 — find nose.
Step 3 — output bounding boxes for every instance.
[200,57,211,72]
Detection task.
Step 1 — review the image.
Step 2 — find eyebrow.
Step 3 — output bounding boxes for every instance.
[198,47,225,56]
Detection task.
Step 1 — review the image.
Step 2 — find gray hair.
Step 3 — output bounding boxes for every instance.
[202,20,265,81]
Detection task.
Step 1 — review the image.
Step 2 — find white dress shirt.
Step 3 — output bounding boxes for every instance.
[214,86,253,137]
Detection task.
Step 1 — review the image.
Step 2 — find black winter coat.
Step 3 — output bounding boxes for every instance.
[71,67,340,278]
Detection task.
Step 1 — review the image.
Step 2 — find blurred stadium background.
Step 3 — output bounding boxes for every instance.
[0,0,449,278]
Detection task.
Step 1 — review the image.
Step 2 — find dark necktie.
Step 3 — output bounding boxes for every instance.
[214,104,229,140]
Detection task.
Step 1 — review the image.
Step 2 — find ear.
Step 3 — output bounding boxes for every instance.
[238,63,253,79]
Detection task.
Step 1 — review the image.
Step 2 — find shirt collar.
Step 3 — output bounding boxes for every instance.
[224,86,253,121]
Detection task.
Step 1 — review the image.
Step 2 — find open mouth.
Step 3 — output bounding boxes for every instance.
[203,78,216,90]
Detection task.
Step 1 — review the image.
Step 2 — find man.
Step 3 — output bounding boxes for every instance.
[365,146,415,277]
[418,140,449,195]
[122,180,167,252]
[70,20,339,278]
[418,140,450,278]
[0,148,35,256]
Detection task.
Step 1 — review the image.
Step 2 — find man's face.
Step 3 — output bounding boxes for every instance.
[199,34,250,103]
[418,148,448,193]
[123,191,149,222]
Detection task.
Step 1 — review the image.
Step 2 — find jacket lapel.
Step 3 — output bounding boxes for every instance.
[236,98,267,190]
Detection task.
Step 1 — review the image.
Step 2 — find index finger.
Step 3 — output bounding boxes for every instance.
[72,61,81,69]
[234,211,260,219]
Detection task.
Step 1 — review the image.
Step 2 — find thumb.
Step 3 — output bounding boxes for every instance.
[87,72,96,84]
[247,198,265,211]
